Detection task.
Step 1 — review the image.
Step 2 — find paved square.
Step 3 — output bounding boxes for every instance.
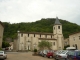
[6,52,55,60]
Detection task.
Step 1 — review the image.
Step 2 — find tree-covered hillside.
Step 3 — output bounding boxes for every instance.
[2,18,80,40]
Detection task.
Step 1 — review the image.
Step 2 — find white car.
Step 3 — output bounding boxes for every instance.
[0,51,7,60]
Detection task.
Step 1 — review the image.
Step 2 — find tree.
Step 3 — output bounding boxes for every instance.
[38,40,52,50]
[2,41,10,48]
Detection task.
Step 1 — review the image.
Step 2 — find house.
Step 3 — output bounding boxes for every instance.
[17,17,64,51]
[69,32,80,50]
[0,21,4,48]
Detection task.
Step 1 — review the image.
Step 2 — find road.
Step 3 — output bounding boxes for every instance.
[6,52,55,60]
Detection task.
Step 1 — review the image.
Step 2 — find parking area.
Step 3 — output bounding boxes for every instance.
[6,52,55,60]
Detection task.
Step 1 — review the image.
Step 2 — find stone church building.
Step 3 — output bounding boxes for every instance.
[17,17,64,51]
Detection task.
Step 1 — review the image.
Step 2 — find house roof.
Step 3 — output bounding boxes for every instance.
[0,21,4,27]
[54,17,61,25]
[19,32,53,35]
[69,32,80,36]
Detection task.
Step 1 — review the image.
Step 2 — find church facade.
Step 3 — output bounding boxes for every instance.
[17,17,64,51]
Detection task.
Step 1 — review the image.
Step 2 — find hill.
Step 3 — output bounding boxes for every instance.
[2,18,80,41]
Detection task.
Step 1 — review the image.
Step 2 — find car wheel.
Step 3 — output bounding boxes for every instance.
[69,58,72,60]
[3,58,5,60]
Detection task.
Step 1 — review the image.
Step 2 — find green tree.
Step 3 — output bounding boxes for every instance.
[38,40,52,50]
[2,41,10,48]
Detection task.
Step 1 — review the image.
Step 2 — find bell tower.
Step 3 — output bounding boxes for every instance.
[53,17,64,50]
[53,17,62,35]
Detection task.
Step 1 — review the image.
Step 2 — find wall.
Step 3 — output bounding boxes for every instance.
[0,24,4,48]
[69,33,80,50]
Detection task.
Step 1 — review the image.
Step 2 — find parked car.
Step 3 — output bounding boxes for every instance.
[38,50,43,56]
[0,51,7,60]
[54,50,65,59]
[67,50,80,60]
[46,50,54,58]
[41,50,49,57]
[55,50,70,60]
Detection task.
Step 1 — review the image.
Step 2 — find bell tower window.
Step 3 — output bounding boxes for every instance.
[58,26,60,29]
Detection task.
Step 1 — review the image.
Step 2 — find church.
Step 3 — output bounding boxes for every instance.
[17,17,64,51]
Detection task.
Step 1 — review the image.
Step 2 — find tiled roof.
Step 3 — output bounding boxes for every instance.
[69,32,80,36]
[19,32,53,35]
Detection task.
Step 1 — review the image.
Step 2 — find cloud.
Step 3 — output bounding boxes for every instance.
[0,0,80,25]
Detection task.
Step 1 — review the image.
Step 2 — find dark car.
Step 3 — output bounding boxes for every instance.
[46,50,54,58]
[67,50,80,60]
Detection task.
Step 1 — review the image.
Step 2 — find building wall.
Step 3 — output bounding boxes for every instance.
[0,24,4,48]
[64,38,69,46]
[13,39,17,51]
[17,33,55,51]
[69,33,80,50]
[57,35,64,50]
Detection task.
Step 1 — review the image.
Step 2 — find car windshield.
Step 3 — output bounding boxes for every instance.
[61,51,68,54]
[68,51,75,56]
[0,51,3,54]
[56,50,64,54]
[76,51,80,56]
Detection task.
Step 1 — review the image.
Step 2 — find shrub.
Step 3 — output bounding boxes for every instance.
[34,49,37,52]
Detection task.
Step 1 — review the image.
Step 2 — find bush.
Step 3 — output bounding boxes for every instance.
[34,49,37,52]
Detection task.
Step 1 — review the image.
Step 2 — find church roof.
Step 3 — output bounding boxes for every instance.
[54,17,61,25]
[19,32,53,35]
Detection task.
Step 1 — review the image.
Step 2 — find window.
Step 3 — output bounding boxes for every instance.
[75,44,77,49]
[40,34,41,38]
[65,42,67,45]
[54,27,55,30]
[73,37,75,41]
[73,44,74,47]
[28,34,29,37]
[45,35,47,38]
[53,42,55,46]
[34,34,35,37]
[79,36,80,40]
[51,35,52,38]
[58,26,60,29]
[21,33,23,37]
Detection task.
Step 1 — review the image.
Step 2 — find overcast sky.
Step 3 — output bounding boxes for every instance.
[0,0,80,25]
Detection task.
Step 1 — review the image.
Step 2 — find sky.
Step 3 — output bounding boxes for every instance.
[0,0,80,25]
